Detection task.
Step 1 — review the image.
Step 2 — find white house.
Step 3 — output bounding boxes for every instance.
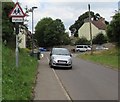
[18,25,28,48]
[78,17,107,41]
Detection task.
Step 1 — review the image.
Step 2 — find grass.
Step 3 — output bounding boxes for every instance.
[2,44,38,100]
[79,48,119,70]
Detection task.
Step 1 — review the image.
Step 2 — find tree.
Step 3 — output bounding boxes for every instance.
[2,2,15,45]
[75,37,90,45]
[61,32,71,45]
[35,17,53,47]
[35,17,69,47]
[106,13,120,46]
[92,33,108,45]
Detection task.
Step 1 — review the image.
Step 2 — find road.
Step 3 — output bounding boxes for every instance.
[34,52,118,100]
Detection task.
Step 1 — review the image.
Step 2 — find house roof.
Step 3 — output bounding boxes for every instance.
[84,17,106,30]
[92,18,106,30]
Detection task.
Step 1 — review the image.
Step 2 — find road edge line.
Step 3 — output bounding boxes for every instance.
[47,57,72,101]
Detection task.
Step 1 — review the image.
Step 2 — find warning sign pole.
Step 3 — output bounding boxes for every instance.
[9,2,26,68]
[15,23,19,68]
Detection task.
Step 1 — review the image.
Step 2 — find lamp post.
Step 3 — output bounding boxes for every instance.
[30,6,37,55]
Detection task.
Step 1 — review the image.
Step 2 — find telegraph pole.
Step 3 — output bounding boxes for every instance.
[88,4,93,55]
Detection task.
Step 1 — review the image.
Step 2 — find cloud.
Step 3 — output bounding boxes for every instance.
[12,0,118,33]
[39,0,119,2]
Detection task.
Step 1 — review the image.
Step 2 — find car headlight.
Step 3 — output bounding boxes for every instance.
[68,59,72,64]
[52,57,56,63]
[53,60,56,63]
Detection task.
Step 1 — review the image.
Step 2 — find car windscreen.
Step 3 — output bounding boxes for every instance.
[76,46,83,48]
[52,48,70,55]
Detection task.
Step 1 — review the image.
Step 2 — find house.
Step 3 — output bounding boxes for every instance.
[18,25,29,48]
[78,17,107,41]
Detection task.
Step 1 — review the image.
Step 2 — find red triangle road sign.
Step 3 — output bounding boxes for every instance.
[9,2,26,17]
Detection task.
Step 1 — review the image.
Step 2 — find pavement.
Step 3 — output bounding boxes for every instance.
[33,53,69,100]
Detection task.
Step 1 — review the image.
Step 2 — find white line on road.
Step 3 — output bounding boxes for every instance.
[47,57,73,101]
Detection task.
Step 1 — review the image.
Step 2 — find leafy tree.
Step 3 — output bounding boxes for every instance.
[2,2,15,45]
[61,32,71,45]
[106,13,120,46]
[75,37,90,45]
[35,17,53,47]
[35,17,69,47]
[92,33,108,45]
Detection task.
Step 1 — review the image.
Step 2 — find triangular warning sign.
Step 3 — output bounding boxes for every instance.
[9,2,26,17]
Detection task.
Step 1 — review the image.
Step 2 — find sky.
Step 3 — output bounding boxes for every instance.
[12,0,119,34]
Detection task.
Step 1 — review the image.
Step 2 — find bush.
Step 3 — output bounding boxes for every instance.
[92,33,108,45]
[75,37,90,45]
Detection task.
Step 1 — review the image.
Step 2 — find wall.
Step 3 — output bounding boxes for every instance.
[18,29,26,48]
[78,22,106,41]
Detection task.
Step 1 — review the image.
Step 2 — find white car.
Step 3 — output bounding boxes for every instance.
[96,46,109,50]
[49,48,72,69]
[75,45,91,52]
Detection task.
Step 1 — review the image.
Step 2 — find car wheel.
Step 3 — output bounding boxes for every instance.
[49,61,53,68]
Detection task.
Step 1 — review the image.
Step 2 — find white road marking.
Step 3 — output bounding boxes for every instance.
[46,57,72,101]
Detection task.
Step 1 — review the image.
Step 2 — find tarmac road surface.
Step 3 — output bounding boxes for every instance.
[33,52,118,101]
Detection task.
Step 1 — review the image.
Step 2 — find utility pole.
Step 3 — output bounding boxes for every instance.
[88,4,93,55]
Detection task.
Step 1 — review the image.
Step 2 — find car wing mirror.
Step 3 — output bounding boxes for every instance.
[70,54,72,57]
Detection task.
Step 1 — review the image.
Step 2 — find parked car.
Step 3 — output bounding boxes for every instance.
[30,48,41,60]
[49,48,72,69]
[39,47,47,52]
[96,45,109,50]
[75,45,91,52]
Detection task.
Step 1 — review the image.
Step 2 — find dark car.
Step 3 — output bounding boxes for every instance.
[39,47,47,52]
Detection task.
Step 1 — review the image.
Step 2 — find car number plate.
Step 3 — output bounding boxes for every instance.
[58,61,66,64]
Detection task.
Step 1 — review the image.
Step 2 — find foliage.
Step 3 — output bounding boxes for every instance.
[106,13,120,46]
[2,44,38,100]
[2,2,15,44]
[35,17,70,47]
[75,37,90,45]
[92,33,108,45]
[35,17,53,47]
[69,11,108,37]
[61,32,71,45]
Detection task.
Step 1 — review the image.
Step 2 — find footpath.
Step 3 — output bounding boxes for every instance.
[33,53,68,100]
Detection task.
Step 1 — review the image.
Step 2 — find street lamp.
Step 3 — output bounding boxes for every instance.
[30,6,37,55]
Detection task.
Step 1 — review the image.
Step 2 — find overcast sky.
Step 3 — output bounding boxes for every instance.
[12,0,119,34]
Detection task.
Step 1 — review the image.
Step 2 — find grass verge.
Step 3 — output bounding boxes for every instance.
[2,45,38,100]
[79,48,119,70]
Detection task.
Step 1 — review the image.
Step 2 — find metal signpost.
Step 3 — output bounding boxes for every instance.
[9,2,26,68]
